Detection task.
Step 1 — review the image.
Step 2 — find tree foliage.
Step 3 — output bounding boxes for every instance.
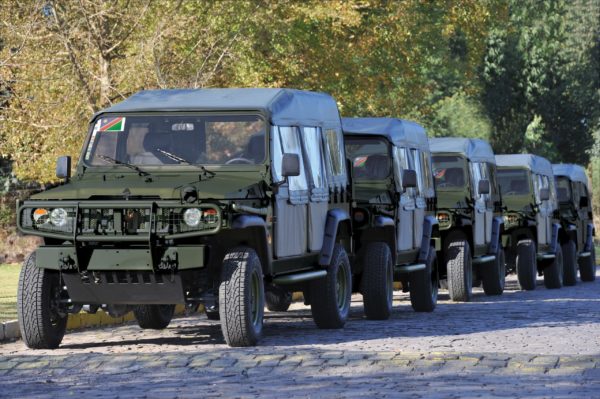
[0,0,598,182]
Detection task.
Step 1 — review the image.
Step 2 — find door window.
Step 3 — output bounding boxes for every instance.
[323,128,347,189]
[411,149,424,197]
[272,126,308,193]
[420,151,434,197]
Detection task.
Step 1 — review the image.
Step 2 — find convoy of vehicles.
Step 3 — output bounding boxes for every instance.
[15,88,597,349]
[429,138,506,301]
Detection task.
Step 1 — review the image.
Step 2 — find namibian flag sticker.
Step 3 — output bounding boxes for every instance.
[99,117,125,132]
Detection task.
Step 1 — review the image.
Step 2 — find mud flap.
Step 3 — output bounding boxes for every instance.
[318,209,350,266]
[584,223,594,252]
[549,223,561,254]
[417,216,438,263]
[487,216,504,255]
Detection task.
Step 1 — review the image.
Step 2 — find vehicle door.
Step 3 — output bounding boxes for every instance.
[535,174,553,245]
[479,162,494,244]
[272,126,309,257]
[394,147,417,252]
[470,162,486,247]
[411,149,426,249]
[301,127,329,252]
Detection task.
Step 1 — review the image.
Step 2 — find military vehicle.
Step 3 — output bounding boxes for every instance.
[496,154,564,290]
[552,164,596,283]
[16,88,354,349]
[343,118,440,319]
[429,138,505,301]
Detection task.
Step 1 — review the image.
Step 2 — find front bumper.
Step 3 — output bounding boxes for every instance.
[36,245,205,271]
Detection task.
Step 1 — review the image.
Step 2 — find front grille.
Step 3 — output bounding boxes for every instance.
[80,208,151,235]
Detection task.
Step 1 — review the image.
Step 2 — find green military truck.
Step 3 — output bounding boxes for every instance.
[16,88,354,348]
[343,118,440,319]
[429,138,506,301]
[495,154,564,290]
[552,164,596,283]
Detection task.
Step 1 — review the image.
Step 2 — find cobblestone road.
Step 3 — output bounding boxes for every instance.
[1,273,599,398]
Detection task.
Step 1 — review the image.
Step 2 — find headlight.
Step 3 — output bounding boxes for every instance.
[183,208,202,227]
[33,208,50,225]
[50,208,68,227]
[436,212,452,229]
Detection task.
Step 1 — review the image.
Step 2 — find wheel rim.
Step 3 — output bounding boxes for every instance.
[249,269,262,327]
[336,264,348,311]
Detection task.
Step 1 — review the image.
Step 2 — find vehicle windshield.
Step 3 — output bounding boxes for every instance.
[344,137,391,180]
[431,155,468,190]
[497,168,531,196]
[84,114,266,166]
[555,176,572,202]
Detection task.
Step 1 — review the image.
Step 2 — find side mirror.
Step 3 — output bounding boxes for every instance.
[281,153,300,178]
[580,196,589,208]
[402,169,417,189]
[539,188,550,201]
[56,156,71,181]
[478,179,490,195]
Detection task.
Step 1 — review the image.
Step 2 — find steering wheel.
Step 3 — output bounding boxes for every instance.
[225,157,253,165]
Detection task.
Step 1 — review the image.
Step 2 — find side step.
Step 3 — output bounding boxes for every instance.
[395,263,426,274]
[472,255,496,265]
[272,270,327,285]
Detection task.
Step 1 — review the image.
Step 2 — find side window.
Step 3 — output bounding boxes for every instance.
[323,128,347,189]
[420,151,434,197]
[405,148,417,197]
[470,162,483,198]
[276,126,308,193]
[301,127,327,192]
[393,147,406,191]
[411,149,424,196]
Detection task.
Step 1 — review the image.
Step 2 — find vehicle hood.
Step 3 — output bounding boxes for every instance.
[30,171,267,201]
[436,190,471,210]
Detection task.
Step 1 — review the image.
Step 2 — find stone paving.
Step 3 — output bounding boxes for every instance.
[1,273,599,398]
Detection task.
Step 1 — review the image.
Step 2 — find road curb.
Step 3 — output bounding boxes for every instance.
[0,304,194,343]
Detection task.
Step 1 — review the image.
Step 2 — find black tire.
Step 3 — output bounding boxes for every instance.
[219,247,265,347]
[310,244,352,329]
[133,305,175,329]
[265,286,293,312]
[361,242,393,320]
[481,248,506,296]
[445,237,473,302]
[410,245,438,312]
[579,247,596,282]
[17,252,68,349]
[562,240,577,286]
[543,244,563,289]
[516,239,537,290]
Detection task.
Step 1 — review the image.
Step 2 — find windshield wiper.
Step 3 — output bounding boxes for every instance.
[155,148,216,178]
[97,154,150,176]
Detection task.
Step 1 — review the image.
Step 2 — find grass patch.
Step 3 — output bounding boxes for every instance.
[0,263,20,322]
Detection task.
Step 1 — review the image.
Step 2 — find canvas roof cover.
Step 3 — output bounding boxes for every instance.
[94,88,342,127]
[341,118,429,152]
[495,154,553,177]
[552,164,589,186]
[429,137,496,163]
